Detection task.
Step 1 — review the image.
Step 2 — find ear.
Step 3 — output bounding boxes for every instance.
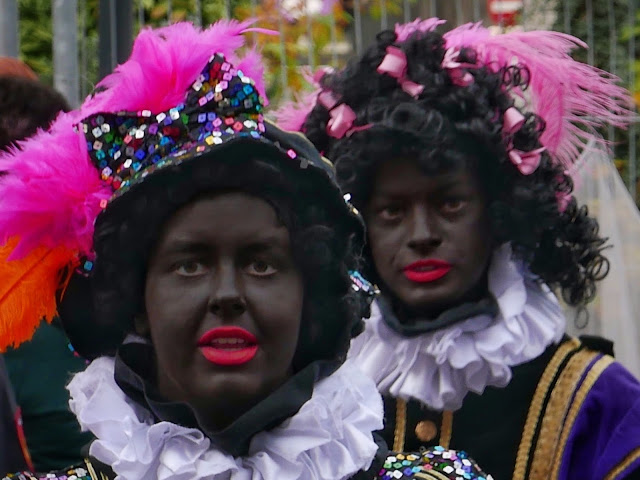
[134,313,151,338]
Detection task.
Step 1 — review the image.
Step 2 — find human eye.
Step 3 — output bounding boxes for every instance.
[440,197,468,214]
[173,260,209,277]
[377,204,405,221]
[245,259,278,277]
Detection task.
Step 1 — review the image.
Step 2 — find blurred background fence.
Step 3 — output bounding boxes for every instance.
[0,0,638,201]
[1,0,639,374]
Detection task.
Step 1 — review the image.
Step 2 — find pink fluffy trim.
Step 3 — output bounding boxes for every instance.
[82,19,268,116]
[0,113,112,259]
[444,22,634,167]
[272,88,321,133]
[395,17,445,42]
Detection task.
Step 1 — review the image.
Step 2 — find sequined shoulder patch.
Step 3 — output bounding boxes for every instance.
[378,447,494,480]
[3,465,93,480]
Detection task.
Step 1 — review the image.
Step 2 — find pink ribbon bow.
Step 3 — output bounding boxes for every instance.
[508,147,546,175]
[503,107,526,134]
[317,90,371,139]
[376,46,424,98]
[502,106,544,175]
[442,48,477,87]
[312,66,334,84]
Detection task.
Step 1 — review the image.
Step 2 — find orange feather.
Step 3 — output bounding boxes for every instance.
[0,238,77,350]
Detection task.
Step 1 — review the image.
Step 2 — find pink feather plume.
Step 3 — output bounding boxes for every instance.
[272,89,321,132]
[395,17,445,42]
[83,19,268,115]
[444,22,635,168]
[0,113,112,259]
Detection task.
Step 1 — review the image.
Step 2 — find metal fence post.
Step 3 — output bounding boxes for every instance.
[380,0,388,30]
[629,0,637,200]
[98,0,132,81]
[277,0,288,100]
[607,0,617,149]
[0,0,19,57]
[354,0,363,55]
[53,0,79,107]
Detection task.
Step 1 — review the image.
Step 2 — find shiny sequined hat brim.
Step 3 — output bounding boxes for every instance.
[98,123,364,248]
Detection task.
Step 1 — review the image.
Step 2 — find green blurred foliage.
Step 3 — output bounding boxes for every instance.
[553,0,640,203]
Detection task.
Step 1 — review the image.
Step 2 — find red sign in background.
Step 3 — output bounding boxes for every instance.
[486,0,523,26]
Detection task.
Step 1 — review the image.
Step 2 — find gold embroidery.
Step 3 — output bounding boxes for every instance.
[84,458,100,480]
[393,397,407,452]
[549,355,615,479]
[529,348,600,480]
[414,470,452,480]
[439,411,453,449]
[604,447,640,480]
[512,338,580,480]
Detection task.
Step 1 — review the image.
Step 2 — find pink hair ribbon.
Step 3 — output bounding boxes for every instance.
[503,107,526,134]
[503,107,545,175]
[376,46,424,98]
[508,147,546,175]
[442,48,478,86]
[317,90,372,138]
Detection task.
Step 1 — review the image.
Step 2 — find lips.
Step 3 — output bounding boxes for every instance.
[197,326,258,366]
[403,259,452,283]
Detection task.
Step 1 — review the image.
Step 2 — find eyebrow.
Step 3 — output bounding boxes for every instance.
[373,177,467,198]
[242,233,291,251]
[160,229,290,253]
[158,239,212,255]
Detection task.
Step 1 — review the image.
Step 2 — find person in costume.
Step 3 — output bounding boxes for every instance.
[275,18,640,480]
[0,21,492,480]
[0,72,95,471]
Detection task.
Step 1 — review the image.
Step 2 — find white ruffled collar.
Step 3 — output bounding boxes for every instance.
[68,357,383,480]
[348,244,566,411]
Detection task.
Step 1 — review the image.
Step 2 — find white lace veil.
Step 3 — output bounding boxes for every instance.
[564,140,640,378]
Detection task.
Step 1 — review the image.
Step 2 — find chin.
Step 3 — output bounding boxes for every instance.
[399,289,462,315]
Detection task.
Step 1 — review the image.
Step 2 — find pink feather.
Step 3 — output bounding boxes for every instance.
[395,17,446,42]
[0,113,112,259]
[272,88,321,132]
[444,22,635,168]
[82,19,267,115]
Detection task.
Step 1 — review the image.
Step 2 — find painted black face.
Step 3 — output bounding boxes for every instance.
[365,159,493,317]
[141,192,304,431]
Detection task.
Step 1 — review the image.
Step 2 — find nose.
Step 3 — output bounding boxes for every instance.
[208,264,247,319]
[406,205,442,252]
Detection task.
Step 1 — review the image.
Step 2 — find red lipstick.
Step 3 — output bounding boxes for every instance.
[197,326,258,366]
[403,259,451,283]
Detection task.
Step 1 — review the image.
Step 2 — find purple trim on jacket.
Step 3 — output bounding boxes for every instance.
[559,359,640,480]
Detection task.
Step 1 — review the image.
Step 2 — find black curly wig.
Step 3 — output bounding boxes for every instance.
[301,28,609,307]
[60,141,364,371]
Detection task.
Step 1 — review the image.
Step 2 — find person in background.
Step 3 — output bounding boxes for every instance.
[277,18,640,480]
[0,57,37,81]
[0,356,27,472]
[0,65,94,470]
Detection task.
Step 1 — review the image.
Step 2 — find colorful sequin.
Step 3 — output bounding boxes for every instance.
[81,52,266,202]
[350,270,379,297]
[3,465,93,480]
[379,447,493,480]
